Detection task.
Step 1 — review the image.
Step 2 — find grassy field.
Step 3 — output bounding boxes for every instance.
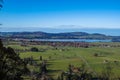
[6,42,120,79]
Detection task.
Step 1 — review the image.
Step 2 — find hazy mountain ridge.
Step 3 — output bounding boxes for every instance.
[1,31,120,42]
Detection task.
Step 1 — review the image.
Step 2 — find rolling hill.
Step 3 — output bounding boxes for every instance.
[1,31,120,41]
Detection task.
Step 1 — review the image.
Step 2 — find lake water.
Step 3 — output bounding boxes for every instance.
[31,39,112,42]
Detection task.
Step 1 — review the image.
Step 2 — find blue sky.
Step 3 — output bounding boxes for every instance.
[0,0,120,35]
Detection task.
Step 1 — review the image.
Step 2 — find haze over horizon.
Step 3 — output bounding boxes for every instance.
[1,27,120,36]
[0,0,120,35]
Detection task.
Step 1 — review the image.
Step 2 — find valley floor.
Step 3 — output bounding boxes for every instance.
[5,41,120,79]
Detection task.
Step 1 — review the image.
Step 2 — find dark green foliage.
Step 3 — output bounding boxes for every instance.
[94,53,98,57]
[40,56,42,61]
[57,76,61,80]
[31,47,39,52]
[40,60,47,74]
[0,40,29,80]
[58,63,117,80]
[59,64,93,80]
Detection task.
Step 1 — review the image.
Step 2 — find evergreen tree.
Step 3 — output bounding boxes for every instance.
[0,40,28,80]
[40,60,47,74]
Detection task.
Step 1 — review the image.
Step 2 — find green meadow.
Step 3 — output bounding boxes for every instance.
[6,42,120,79]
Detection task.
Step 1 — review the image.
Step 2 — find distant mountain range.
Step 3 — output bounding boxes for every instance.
[1,31,120,42]
[1,27,120,36]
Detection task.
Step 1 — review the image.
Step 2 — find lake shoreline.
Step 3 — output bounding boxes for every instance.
[13,38,112,43]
